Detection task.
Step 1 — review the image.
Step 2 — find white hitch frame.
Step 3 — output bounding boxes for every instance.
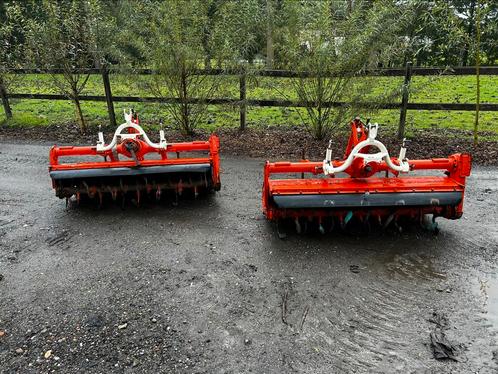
[96,109,167,152]
[322,123,410,175]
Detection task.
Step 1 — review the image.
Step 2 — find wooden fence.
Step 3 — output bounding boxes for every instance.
[1,63,497,139]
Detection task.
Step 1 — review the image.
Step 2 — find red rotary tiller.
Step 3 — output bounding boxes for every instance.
[263,118,472,234]
[49,110,220,206]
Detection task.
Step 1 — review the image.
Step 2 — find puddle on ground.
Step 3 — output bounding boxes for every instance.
[385,253,447,280]
[476,275,498,330]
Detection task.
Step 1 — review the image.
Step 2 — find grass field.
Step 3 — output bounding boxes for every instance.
[1,73,497,138]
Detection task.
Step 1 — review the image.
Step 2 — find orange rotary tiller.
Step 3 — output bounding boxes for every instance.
[49,110,220,206]
[263,118,471,233]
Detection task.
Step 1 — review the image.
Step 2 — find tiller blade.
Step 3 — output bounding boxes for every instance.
[49,110,221,205]
[262,118,472,232]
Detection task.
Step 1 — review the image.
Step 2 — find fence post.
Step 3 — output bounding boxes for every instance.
[239,68,247,131]
[397,62,412,140]
[0,77,13,119]
[101,66,116,127]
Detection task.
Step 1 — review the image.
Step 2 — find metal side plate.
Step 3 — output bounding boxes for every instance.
[50,163,211,180]
[272,191,463,209]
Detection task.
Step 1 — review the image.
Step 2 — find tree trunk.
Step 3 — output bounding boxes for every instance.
[403,14,417,66]
[204,56,212,70]
[73,96,87,133]
[316,77,326,139]
[462,0,477,66]
[0,76,13,119]
[346,0,353,15]
[180,69,191,136]
[266,0,274,69]
[316,107,324,140]
[203,0,218,70]
[474,0,481,146]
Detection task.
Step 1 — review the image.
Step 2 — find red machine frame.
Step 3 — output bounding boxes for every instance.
[50,136,220,185]
[49,111,220,200]
[263,118,471,225]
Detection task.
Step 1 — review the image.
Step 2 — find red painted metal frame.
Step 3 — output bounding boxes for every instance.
[49,133,221,190]
[263,119,472,222]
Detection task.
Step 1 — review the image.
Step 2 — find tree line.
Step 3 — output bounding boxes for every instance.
[0,0,494,138]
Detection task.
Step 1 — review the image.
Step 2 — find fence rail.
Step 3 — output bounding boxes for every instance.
[6,65,498,77]
[7,93,498,112]
[1,64,497,139]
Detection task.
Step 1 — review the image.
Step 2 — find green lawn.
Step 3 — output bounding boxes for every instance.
[1,73,497,138]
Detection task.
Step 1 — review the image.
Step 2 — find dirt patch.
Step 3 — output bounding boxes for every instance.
[1,143,498,372]
[1,124,497,165]
[216,127,498,166]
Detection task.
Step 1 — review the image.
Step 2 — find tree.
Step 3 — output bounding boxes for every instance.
[129,0,230,136]
[398,0,497,67]
[201,0,225,69]
[218,0,266,65]
[474,0,484,145]
[278,0,415,139]
[480,0,498,64]
[397,1,465,67]
[0,2,27,119]
[451,0,497,66]
[266,0,274,68]
[25,0,118,132]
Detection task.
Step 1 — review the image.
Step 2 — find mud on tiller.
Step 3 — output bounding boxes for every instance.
[49,110,220,206]
[262,118,472,234]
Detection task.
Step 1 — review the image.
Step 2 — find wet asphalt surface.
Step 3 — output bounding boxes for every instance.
[0,141,498,373]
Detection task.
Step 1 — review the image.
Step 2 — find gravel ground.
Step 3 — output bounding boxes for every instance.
[1,141,498,373]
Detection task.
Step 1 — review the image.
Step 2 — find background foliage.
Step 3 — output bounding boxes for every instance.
[0,0,496,137]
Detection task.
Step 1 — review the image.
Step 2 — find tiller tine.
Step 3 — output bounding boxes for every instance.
[49,109,221,206]
[262,117,472,234]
